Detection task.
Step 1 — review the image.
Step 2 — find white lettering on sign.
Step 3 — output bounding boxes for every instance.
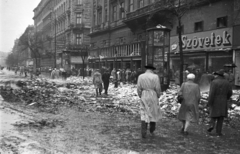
[182,31,231,49]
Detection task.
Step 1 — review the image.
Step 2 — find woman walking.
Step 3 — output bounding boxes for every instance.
[177,73,201,135]
[93,69,103,97]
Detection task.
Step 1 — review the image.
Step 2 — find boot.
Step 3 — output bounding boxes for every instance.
[96,89,98,97]
[149,122,156,134]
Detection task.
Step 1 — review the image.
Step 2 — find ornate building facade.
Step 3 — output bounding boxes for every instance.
[33,0,91,70]
[89,0,240,83]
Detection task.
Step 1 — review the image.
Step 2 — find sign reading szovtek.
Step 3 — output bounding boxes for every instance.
[171,28,232,52]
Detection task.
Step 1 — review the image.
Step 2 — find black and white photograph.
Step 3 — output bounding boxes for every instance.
[0,0,240,153]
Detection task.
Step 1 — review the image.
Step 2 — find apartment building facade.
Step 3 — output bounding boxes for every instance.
[89,0,147,71]
[33,0,91,70]
[89,0,240,83]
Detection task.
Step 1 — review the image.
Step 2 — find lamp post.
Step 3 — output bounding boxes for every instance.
[147,25,171,91]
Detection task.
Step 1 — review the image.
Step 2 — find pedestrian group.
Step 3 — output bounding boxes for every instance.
[136,64,233,138]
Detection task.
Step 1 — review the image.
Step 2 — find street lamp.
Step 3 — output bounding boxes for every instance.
[147,25,171,91]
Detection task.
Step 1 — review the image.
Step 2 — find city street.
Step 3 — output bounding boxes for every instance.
[1,71,240,154]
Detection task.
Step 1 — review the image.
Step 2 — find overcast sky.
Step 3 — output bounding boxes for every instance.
[0,0,41,53]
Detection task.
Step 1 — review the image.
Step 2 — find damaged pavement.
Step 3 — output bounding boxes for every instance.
[0,72,240,154]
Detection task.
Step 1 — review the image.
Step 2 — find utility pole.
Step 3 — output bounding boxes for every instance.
[177,0,184,85]
[54,14,57,68]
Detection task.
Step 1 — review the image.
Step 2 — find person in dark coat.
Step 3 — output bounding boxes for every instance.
[207,69,232,136]
[178,73,201,135]
[102,69,111,95]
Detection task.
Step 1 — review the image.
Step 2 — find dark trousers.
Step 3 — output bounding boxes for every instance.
[103,82,109,94]
[96,84,102,96]
[141,121,156,138]
[210,116,224,135]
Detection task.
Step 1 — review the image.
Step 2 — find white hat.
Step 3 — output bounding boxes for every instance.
[187,73,195,79]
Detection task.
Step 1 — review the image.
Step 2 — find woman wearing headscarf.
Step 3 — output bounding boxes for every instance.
[177,73,201,135]
[93,69,103,97]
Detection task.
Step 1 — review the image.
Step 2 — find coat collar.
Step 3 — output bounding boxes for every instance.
[145,69,154,74]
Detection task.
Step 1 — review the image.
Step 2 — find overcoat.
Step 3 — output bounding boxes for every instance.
[208,76,232,117]
[93,71,103,89]
[137,70,162,123]
[102,71,111,87]
[178,80,201,122]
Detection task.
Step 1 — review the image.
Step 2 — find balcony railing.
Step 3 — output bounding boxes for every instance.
[125,0,213,21]
[74,5,83,12]
[89,42,143,59]
[126,1,167,20]
[70,23,85,31]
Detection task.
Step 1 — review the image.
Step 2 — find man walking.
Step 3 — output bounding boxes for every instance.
[137,64,162,138]
[102,69,111,95]
[207,69,232,136]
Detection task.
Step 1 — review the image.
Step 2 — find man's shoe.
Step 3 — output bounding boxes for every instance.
[142,133,147,138]
[207,127,214,133]
[217,133,224,137]
[183,131,189,136]
[180,128,184,134]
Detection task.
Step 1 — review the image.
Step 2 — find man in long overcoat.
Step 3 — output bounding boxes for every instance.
[207,69,232,136]
[102,69,111,95]
[137,64,162,138]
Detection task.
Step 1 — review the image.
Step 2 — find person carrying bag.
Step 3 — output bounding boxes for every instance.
[177,73,201,135]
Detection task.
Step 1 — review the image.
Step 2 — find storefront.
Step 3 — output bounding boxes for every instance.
[88,41,145,71]
[170,27,233,76]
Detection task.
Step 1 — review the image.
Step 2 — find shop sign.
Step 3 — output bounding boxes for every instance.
[170,28,232,52]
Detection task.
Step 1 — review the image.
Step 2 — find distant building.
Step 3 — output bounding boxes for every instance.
[33,0,91,70]
[0,51,8,67]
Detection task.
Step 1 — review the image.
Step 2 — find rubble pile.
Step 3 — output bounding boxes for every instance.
[0,78,88,113]
[158,84,240,126]
[1,75,240,127]
[159,84,181,117]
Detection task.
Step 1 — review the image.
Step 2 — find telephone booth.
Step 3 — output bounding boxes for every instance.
[147,25,171,91]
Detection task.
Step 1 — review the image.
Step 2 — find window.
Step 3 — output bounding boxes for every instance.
[119,2,125,19]
[139,0,144,8]
[129,0,133,12]
[194,21,203,32]
[176,25,184,34]
[76,13,82,24]
[98,11,102,24]
[103,40,107,47]
[104,8,108,22]
[76,34,82,45]
[77,0,82,5]
[217,16,227,28]
[113,6,117,21]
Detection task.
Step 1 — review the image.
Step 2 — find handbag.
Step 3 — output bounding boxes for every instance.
[177,95,184,104]
[177,83,185,104]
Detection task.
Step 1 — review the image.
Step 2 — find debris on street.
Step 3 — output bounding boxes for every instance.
[1,76,240,127]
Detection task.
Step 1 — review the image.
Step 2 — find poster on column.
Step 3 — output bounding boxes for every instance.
[153,47,163,73]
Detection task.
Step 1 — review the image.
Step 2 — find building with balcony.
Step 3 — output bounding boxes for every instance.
[33,0,91,70]
[89,0,147,71]
[89,0,240,83]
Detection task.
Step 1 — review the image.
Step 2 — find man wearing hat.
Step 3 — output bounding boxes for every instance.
[207,69,232,136]
[137,64,162,138]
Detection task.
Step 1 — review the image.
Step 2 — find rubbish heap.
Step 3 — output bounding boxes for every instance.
[158,83,240,126]
[1,76,240,127]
